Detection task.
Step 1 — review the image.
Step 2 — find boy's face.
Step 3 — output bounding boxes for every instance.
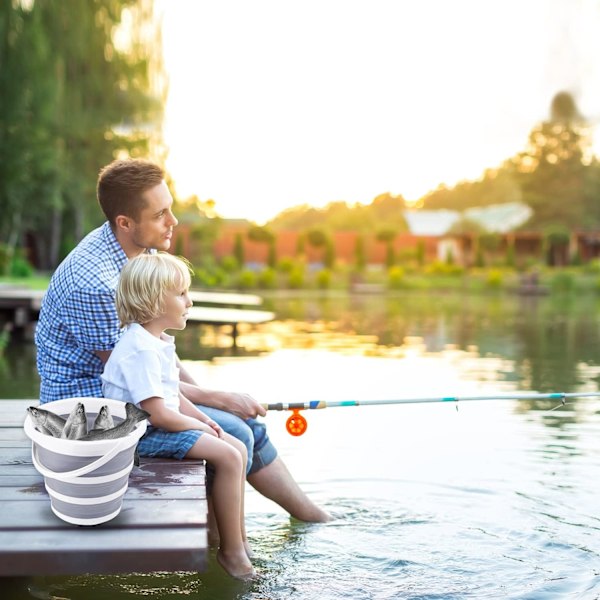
[127,181,178,252]
[156,284,193,332]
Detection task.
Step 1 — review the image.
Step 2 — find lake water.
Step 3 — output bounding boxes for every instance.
[2,292,600,599]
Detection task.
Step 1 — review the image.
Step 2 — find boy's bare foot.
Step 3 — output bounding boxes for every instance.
[217,548,256,581]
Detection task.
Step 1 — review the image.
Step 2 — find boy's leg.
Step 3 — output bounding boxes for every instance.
[186,435,254,579]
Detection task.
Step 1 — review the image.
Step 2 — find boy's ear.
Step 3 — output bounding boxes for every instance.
[114,215,132,232]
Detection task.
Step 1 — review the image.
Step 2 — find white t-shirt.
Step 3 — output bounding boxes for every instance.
[101,323,180,414]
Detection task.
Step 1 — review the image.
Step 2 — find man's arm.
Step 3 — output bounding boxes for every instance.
[95,350,112,364]
[176,356,266,420]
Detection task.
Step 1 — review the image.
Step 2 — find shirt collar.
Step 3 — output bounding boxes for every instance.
[101,222,128,271]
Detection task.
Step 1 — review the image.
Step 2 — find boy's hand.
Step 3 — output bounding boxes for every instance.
[206,418,224,438]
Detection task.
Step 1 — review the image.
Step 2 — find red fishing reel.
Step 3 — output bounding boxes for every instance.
[286,409,307,436]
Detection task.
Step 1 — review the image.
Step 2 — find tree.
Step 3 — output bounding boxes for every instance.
[376,228,397,268]
[247,225,276,268]
[0,0,165,269]
[509,91,590,231]
[234,233,245,267]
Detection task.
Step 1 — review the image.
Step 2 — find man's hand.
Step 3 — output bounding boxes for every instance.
[220,391,267,420]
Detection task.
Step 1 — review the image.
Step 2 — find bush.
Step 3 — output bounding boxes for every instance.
[193,268,218,287]
[258,268,277,289]
[424,260,464,276]
[585,259,600,274]
[237,270,257,289]
[388,266,405,289]
[551,271,575,293]
[277,257,295,273]
[287,265,305,289]
[10,255,34,278]
[220,255,239,272]
[315,269,331,289]
[485,268,503,289]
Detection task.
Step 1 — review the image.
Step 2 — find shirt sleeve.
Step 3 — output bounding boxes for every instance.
[63,288,121,351]
[119,349,166,404]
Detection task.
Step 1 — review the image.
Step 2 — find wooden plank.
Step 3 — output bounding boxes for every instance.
[188,290,262,306]
[0,399,208,576]
[0,498,207,529]
[0,288,45,310]
[0,528,207,575]
[187,305,274,325]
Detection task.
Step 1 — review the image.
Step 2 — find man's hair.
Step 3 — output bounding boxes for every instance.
[97,158,165,224]
[116,253,193,327]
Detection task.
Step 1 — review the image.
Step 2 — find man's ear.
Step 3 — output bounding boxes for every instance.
[114,215,132,232]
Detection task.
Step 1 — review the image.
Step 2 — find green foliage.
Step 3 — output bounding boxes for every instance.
[315,269,331,289]
[485,269,503,289]
[324,241,335,269]
[0,0,165,269]
[9,252,34,278]
[551,271,575,293]
[266,194,407,235]
[306,229,328,247]
[0,244,11,276]
[585,259,600,274]
[267,240,277,269]
[416,239,425,267]
[424,260,464,276]
[287,265,305,289]
[234,233,245,266]
[237,270,257,290]
[277,257,295,273]
[354,235,366,271]
[0,324,11,356]
[247,226,274,244]
[388,266,405,289]
[220,255,239,273]
[505,241,516,268]
[257,268,276,289]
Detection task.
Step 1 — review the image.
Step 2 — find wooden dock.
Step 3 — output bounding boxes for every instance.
[0,399,208,576]
[0,287,275,345]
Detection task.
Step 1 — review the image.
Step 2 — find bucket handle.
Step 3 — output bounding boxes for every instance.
[31,436,132,480]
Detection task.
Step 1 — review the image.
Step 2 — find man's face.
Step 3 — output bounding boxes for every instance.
[129,181,178,252]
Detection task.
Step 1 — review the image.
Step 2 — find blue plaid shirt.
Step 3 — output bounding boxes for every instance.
[35,222,128,403]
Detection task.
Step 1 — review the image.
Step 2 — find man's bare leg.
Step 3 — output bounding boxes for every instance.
[247,456,331,522]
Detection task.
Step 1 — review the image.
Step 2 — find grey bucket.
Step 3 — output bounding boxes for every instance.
[24,397,147,526]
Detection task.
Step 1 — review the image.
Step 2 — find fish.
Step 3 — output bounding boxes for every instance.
[27,406,67,438]
[60,402,87,440]
[79,402,149,441]
[92,404,115,431]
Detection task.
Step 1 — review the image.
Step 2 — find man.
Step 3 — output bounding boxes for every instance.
[35,158,330,523]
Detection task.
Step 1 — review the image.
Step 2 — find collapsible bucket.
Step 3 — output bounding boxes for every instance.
[23,397,147,526]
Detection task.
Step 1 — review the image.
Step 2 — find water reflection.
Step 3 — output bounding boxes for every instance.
[2,293,600,599]
[3,293,600,421]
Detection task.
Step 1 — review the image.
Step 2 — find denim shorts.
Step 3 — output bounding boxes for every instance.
[198,405,278,476]
[137,426,202,460]
[137,405,278,475]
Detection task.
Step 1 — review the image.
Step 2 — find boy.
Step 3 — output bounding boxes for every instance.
[101,252,254,580]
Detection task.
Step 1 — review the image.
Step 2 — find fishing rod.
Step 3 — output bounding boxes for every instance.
[260,392,600,436]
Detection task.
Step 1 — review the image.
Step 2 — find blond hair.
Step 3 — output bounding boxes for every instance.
[116,253,193,327]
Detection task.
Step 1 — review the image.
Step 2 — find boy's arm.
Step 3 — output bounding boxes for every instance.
[179,393,223,437]
[140,396,218,436]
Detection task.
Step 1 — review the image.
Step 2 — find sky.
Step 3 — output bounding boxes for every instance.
[157,0,600,224]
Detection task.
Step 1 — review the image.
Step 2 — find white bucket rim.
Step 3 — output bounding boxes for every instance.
[24,397,146,455]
